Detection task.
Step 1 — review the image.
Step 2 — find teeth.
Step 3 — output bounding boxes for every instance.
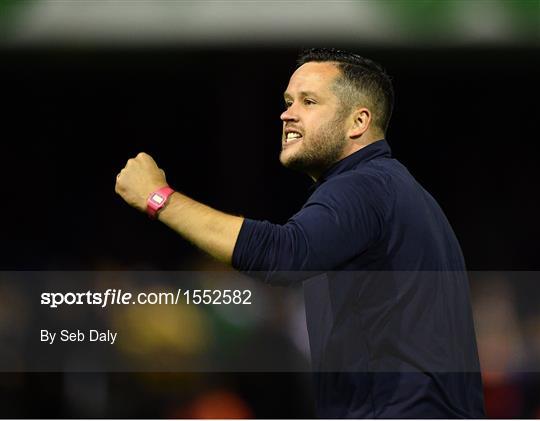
[286,132,302,141]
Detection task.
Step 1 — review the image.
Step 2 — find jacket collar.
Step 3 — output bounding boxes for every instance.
[311,139,392,190]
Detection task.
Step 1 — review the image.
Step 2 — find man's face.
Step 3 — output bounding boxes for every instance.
[280,62,349,178]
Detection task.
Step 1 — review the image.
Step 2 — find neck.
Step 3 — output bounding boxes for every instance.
[340,131,384,160]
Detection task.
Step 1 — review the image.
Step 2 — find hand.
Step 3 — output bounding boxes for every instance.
[115,152,168,212]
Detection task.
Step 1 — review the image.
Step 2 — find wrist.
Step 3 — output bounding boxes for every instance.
[146,186,175,219]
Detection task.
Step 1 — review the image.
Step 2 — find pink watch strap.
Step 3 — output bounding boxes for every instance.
[146,186,175,219]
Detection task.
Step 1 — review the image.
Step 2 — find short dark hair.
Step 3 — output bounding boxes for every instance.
[297,48,394,133]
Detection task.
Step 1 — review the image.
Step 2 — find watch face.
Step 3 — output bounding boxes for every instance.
[150,194,165,205]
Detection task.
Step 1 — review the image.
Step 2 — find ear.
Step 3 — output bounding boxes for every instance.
[348,107,371,139]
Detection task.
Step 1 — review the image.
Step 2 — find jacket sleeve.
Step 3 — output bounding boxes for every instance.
[232,173,390,285]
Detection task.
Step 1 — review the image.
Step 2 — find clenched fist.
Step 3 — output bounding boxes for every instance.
[115,152,168,212]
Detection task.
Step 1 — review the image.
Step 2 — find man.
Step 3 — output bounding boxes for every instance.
[116,48,485,418]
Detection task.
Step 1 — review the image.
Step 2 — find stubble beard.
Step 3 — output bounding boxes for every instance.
[280,115,348,178]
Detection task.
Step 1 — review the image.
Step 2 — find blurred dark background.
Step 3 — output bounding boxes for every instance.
[2,47,539,271]
[1,0,539,418]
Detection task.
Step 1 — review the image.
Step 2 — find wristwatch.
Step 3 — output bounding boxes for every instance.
[146,186,175,219]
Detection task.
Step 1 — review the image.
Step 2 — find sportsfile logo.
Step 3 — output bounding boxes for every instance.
[41,289,146,308]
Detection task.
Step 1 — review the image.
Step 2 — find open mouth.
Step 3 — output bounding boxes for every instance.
[284,130,303,146]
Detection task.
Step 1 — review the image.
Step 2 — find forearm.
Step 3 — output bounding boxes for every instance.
[158,192,244,264]
[115,152,244,265]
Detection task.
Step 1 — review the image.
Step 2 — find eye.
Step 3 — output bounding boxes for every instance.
[284,100,293,108]
[304,98,316,105]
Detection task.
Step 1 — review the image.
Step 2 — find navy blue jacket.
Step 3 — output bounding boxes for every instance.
[233,139,485,418]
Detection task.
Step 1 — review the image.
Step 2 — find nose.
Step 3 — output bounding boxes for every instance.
[280,106,298,123]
